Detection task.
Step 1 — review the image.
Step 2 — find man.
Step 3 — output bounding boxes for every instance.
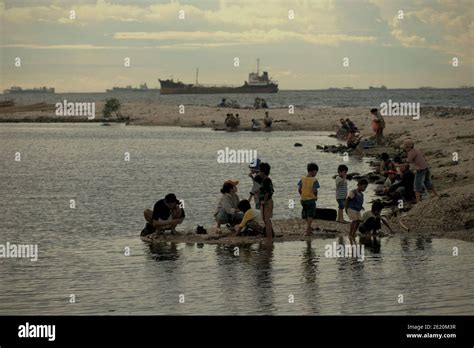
[402,139,438,203]
[141,193,185,236]
[263,111,272,128]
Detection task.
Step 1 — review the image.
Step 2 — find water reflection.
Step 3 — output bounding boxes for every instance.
[300,240,320,314]
[148,241,180,261]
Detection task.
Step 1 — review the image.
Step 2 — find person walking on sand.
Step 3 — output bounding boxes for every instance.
[402,139,438,203]
[345,179,368,243]
[142,193,185,236]
[335,164,349,224]
[259,162,274,239]
[298,163,320,236]
[371,108,385,145]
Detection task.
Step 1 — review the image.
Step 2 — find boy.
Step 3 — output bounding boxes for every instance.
[335,164,348,223]
[298,163,320,236]
[345,179,368,242]
[359,200,394,236]
[248,158,262,209]
[259,162,274,239]
[235,200,263,236]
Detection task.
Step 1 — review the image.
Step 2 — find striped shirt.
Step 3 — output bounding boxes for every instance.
[335,175,348,199]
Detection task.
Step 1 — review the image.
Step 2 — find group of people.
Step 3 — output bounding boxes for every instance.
[225,111,273,131]
[254,97,268,109]
[141,114,438,242]
[378,139,438,204]
[224,113,241,129]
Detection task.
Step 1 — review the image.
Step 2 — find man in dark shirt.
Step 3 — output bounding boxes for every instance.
[389,163,415,201]
[141,193,185,236]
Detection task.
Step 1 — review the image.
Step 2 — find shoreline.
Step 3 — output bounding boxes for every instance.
[2,104,473,242]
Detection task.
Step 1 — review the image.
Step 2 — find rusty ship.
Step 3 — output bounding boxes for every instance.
[159,59,278,94]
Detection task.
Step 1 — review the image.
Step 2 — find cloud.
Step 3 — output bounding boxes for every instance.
[113,29,376,46]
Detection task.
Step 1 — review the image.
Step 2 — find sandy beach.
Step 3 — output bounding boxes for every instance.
[2,102,473,241]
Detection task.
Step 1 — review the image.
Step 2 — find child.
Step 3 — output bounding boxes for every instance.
[258,162,274,239]
[248,158,262,209]
[345,179,368,242]
[379,153,396,176]
[235,200,263,236]
[298,162,320,236]
[359,200,394,236]
[335,164,348,223]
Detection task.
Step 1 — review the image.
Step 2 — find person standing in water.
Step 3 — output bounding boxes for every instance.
[259,162,274,239]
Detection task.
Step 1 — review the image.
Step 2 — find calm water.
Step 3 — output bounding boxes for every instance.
[0,124,473,315]
[1,88,473,108]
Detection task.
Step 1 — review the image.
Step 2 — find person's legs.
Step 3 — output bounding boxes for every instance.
[337,199,346,223]
[414,169,426,203]
[263,199,273,239]
[423,168,438,197]
[141,209,156,236]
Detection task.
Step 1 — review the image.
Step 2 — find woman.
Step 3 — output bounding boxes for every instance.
[214,180,242,230]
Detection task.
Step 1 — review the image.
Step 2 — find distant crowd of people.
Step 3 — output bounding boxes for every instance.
[224,111,273,131]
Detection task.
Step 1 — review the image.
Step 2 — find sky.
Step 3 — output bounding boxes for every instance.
[0,0,473,92]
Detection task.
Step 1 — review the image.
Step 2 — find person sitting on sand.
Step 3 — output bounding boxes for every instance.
[346,118,358,133]
[370,108,385,145]
[235,200,264,236]
[263,111,273,128]
[142,193,185,236]
[254,97,261,109]
[251,118,261,131]
[388,163,415,202]
[347,130,360,149]
[259,162,274,239]
[214,180,243,231]
[346,179,368,242]
[218,98,227,107]
[225,113,237,129]
[379,153,397,176]
[383,170,400,195]
[401,139,438,203]
[298,162,320,236]
[248,158,263,209]
[235,114,241,127]
[359,200,394,237]
[261,99,268,109]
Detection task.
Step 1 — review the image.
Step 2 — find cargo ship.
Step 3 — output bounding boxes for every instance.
[159,59,278,94]
[106,83,158,92]
[368,85,387,90]
[4,86,55,94]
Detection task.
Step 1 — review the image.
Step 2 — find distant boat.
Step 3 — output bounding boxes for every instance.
[159,59,278,94]
[369,85,387,90]
[343,86,353,90]
[106,83,158,92]
[4,86,55,94]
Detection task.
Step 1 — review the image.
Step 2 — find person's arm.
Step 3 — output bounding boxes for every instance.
[297,179,302,195]
[312,180,320,199]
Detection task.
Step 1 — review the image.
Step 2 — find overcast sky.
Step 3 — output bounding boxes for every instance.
[1,0,473,92]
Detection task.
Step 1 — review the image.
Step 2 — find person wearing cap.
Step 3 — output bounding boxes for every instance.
[248,158,263,209]
[214,180,242,230]
[141,193,185,236]
[402,139,438,203]
[383,169,400,195]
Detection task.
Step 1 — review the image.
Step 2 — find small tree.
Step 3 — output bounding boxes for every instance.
[103,98,121,119]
